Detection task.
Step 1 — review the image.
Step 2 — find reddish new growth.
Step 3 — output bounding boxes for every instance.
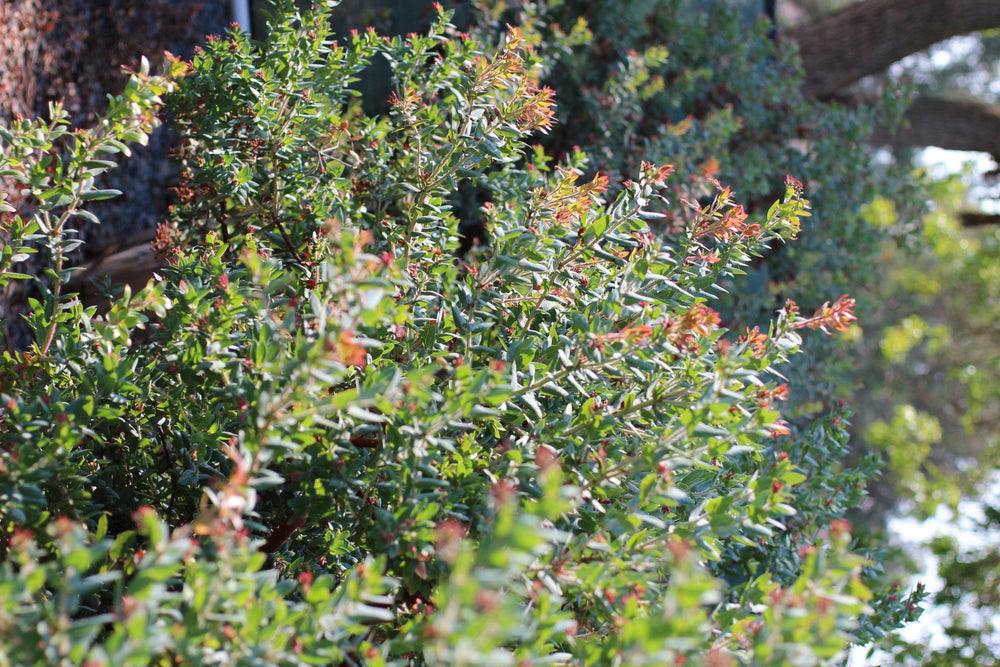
[387,87,420,115]
[595,324,653,345]
[490,478,518,507]
[769,419,791,438]
[789,295,856,334]
[663,304,721,351]
[756,383,789,408]
[475,26,525,90]
[640,160,675,183]
[326,330,367,367]
[535,444,560,473]
[435,518,468,563]
[828,518,853,546]
[516,84,557,133]
[738,326,768,358]
[535,169,608,226]
[675,304,720,336]
[693,204,758,242]
[685,251,721,266]
[151,222,180,265]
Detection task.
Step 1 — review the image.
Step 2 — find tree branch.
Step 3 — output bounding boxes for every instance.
[869,96,1000,163]
[67,229,161,308]
[960,211,1000,228]
[788,0,1000,98]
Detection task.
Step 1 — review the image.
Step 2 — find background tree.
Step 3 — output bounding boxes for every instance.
[782,0,1000,220]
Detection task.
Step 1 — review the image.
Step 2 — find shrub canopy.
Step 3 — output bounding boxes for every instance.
[0,3,922,665]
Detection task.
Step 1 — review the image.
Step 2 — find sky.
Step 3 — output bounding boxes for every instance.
[849,474,1000,665]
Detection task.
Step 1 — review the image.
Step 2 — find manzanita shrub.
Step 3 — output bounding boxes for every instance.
[0,3,923,665]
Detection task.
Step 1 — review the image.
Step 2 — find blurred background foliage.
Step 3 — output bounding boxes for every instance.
[853,171,1000,517]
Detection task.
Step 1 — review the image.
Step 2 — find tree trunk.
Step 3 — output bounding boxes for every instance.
[788,0,1000,98]
[869,96,1000,162]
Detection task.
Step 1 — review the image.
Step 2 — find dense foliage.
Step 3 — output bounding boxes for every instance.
[1,2,923,665]
[505,0,920,407]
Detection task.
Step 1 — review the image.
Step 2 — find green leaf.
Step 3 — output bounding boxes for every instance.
[78,188,123,201]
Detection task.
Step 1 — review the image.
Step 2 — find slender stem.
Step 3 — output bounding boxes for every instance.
[520,195,644,337]
[563,388,688,439]
[38,201,75,358]
[219,201,230,245]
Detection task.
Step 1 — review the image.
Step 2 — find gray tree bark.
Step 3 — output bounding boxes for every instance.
[870,96,1000,163]
[788,0,1000,98]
